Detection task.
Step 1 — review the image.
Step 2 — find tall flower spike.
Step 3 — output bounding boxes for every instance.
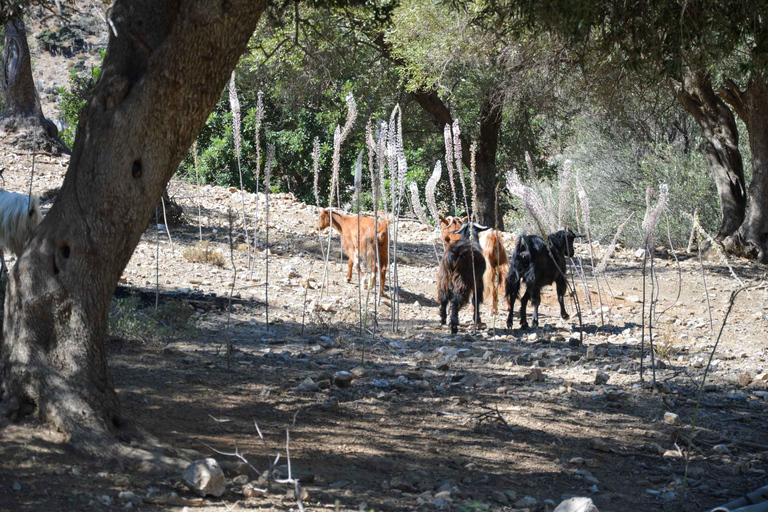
[366,117,377,204]
[506,170,553,232]
[254,90,264,185]
[425,160,442,223]
[558,159,571,229]
[644,184,668,246]
[312,136,321,207]
[228,71,241,159]
[443,124,457,213]
[330,125,341,206]
[410,181,429,224]
[387,110,399,210]
[576,171,591,237]
[377,120,388,213]
[452,119,462,178]
[469,142,478,221]
[525,151,536,183]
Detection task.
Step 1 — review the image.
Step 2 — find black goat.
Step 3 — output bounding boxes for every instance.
[437,223,489,334]
[505,230,581,329]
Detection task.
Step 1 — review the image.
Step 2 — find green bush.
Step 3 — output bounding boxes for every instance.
[57,52,103,148]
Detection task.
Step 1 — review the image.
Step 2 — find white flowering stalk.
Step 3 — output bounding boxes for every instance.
[443,124,458,213]
[558,159,571,229]
[264,144,275,328]
[330,126,341,207]
[643,184,669,246]
[576,171,604,325]
[470,142,478,222]
[228,71,250,267]
[410,181,429,224]
[596,213,634,275]
[250,90,264,278]
[452,120,462,179]
[425,160,441,223]
[354,149,364,334]
[377,120,388,213]
[506,170,553,233]
[639,183,668,382]
[388,105,405,332]
[525,150,536,183]
[312,136,321,207]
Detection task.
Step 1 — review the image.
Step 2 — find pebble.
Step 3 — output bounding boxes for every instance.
[586,346,596,360]
[334,371,353,388]
[712,444,730,454]
[182,458,226,497]
[663,412,682,426]
[594,371,609,385]
[525,368,545,382]
[11,482,21,492]
[297,377,321,392]
[553,496,599,512]
[515,496,538,508]
[492,490,509,504]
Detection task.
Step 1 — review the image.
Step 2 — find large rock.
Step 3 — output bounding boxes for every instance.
[182,458,226,497]
[554,497,599,512]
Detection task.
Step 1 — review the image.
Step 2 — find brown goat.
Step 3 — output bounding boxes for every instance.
[437,236,486,334]
[315,209,388,293]
[438,215,508,314]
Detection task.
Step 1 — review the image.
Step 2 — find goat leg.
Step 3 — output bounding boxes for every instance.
[519,290,530,329]
[530,289,541,329]
[473,287,482,328]
[556,277,570,320]
[439,295,448,326]
[450,298,460,334]
[346,254,354,283]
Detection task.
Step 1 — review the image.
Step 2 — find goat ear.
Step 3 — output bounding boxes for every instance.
[572,233,584,238]
[439,215,448,225]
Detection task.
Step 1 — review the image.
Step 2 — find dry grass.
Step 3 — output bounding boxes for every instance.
[182,241,226,267]
[654,321,677,361]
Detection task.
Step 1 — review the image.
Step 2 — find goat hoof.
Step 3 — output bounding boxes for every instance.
[506,321,513,329]
[450,326,458,335]
[561,313,570,320]
[520,323,529,330]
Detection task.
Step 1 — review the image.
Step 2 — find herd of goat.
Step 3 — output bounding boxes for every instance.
[0,187,581,337]
[315,208,582,334]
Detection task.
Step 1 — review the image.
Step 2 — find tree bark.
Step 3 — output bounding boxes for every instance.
[0,0,266,456]
[719,75,768,263]
[1,13,63,152]
[669,69,746,240]
[410,86,504,229]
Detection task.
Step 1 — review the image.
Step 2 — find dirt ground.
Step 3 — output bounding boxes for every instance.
[0,149,767,512]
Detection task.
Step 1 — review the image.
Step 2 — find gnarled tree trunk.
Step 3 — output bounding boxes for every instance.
[1,13,63,153]
[720,76,768,263]
[0,0,266,456]
[410,86,504,228]
[669,69,746,240]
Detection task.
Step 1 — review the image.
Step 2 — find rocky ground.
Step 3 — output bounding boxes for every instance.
[0,151,767,511]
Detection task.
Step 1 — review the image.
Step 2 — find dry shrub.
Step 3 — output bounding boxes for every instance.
[654,322,677,361]
[183,241,225,267]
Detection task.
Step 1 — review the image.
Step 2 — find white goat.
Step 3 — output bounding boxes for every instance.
[0,191,42,277]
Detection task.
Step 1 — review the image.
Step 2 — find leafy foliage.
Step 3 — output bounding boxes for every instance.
[57,50,103,148]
